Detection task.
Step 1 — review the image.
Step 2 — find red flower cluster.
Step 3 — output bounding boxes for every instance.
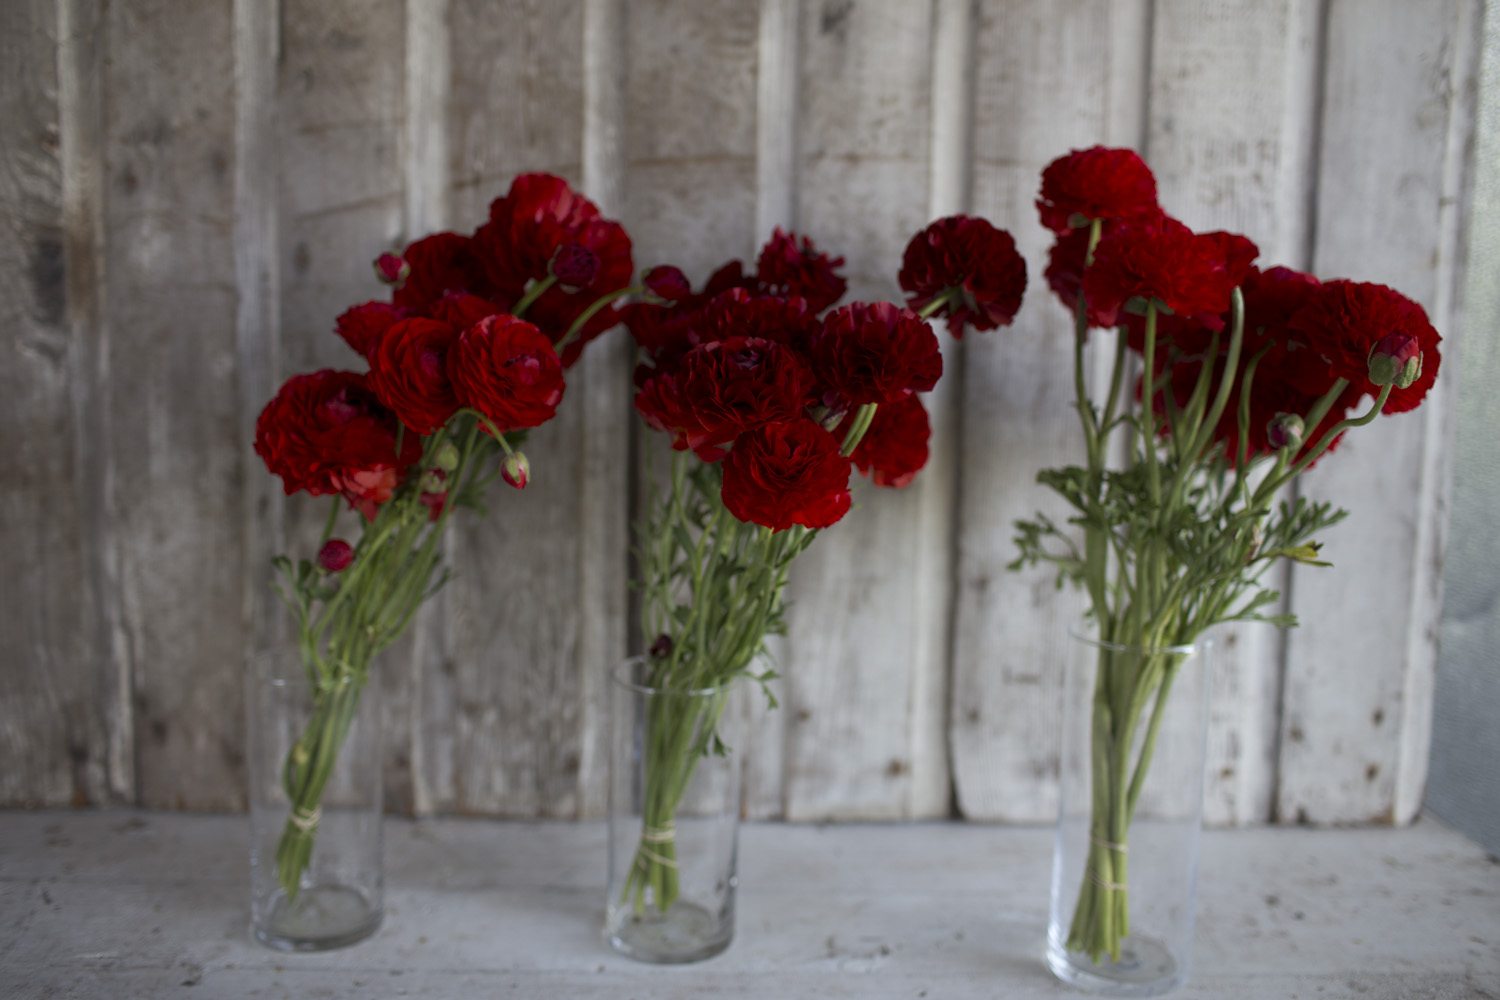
[1038,147,1442,467]
[631,226,975,532]
[257,174,632,519]
[899,216,1027,336]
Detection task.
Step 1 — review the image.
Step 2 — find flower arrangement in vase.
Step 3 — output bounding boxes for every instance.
[606,218,1028,962]
[249,173,637,949]
[1016,146,1442,994]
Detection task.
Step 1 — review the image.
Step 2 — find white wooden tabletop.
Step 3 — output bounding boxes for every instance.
[1,811,1495,999]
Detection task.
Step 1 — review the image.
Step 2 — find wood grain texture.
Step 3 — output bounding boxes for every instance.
[0,0,110,807]
[781,0,948,820]
[1145,0,1322,825]
[1277,0,1479,825]
[103,0,247,810]
[949,0,1150,822]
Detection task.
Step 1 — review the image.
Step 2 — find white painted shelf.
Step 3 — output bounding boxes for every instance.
[1,812,1496,998]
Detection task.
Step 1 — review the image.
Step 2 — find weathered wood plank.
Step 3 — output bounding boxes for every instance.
[950,0,1151,822]
[0,0,110,807]
[438,0,617,818]
[612,0,765,814]
[103,0,245,810]
[1146,0,1322,825]
[1277,0,1479,825]
[781,0,947,820]
[273,0,414,812]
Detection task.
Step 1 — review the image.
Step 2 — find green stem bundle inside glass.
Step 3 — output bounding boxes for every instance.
[1014,221,1392,963]
[268,415,507,898]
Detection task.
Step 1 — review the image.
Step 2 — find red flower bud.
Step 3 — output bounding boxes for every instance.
[1367,332,1423,389]
[644,265,692,302]
[419,490,448,522]
[374,252,410,287]
[501,451,530,490]
[318,539,355,573]
[550,243,600,290]
[649,633,674,659]
[1265,412,1305,451]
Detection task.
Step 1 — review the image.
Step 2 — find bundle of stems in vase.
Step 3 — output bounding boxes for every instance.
[254,173,638,897]
[1014,146,1443,962]
[621,217,1028,912]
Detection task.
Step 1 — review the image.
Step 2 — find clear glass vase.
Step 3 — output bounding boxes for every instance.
[605,658,742,963]
[246,654,384,951]
[1046,629,1213,996]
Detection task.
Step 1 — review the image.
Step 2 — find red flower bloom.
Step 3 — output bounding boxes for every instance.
[550,243,599,290]
[318,539,354,573]
[1037,146,1160,234]
[1240,266,1335,398]
[755,229,847,312]
[644,265,692,302]
[1285,280,1441,413]
[899,216,1028,335]
[448,314,566,432]
[813,301,943,406]
[253,370,421,514]
[336,301,405,358]
[721,418,852,532]
[392,232,479,312]
[1084,218,1258,333]
[367,317,462,435]
[626,260,756,360]
[698,289,820,353]
[1044,226,1092,312]
[431,291,506,331]
[471,173,634,364]
[636,336,813,459]
[845,392,930,488]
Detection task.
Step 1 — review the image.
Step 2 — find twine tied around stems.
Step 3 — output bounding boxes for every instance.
[289,806,321,833]
[641,823,676,844]
[635,846,679,870]
[1091,835,1127,853]
[1088,869,1127,892]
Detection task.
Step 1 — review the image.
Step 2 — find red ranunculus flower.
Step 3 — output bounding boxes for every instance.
[1285,279,1441,413]
[471,173,634,364]
[626,260,758,361]
[644,264,692,301]
[697,289,820,353]
[755,229,847,312]
[336,301,405,358]
[899,215,1028,335]
[1044,226,1092,312]
[814,301,943,406]
[721,418,852,532]
[448,314,566,432]
[646,336,813,459]
[1037,146,1160,234]
[1084,217,1258,333]
[1240,266,1335,398]
[392,232,480,311]
[844,391,930,487]
[254,370,421,516]
[431,291,506,331]
[367,317,462,435]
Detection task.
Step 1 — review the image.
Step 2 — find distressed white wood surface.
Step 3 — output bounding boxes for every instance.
[1277,0,1479,825]
[951,0,1150,822]
[0,0,1477,825]
[1145,0,1322,826]
[780,0,950,821]
[1,811,1496,999]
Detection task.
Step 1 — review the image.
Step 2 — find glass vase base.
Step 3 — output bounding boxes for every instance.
[1046,933,1184,997]
[606,900,732,964]
[254,883,382,952]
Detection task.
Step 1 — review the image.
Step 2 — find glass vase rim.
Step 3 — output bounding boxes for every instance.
[610,656,736,698]
[1067,624,1209,656]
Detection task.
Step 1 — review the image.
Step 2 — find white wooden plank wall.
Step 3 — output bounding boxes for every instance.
[0,0,1478,825]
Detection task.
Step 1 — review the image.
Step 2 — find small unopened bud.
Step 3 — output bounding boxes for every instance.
[649,633,674,659]
[374,252,410,287]
[318,539,355,573]
[1266,412,1305,452]
[549,244,599,290]
[643,265,691,302]
[1367,333,1422,389]
[501,451,530,490]
[419,491,447,521]
[419,467,447,493]
[433,441,461,472]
